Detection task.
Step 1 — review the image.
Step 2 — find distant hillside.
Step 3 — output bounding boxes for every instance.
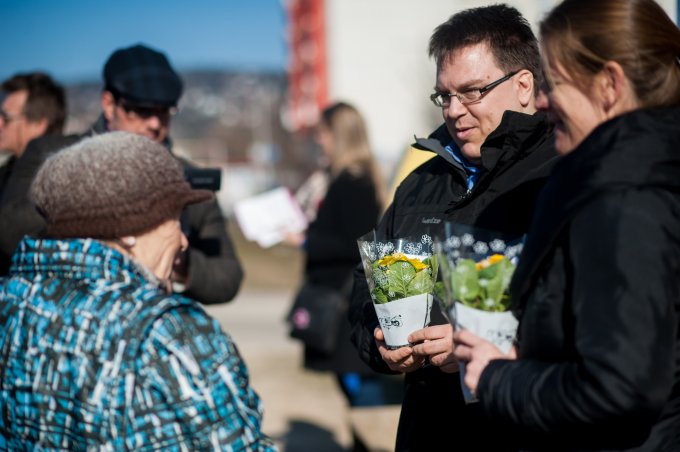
[64,69,319,213]
[65,69,307,166]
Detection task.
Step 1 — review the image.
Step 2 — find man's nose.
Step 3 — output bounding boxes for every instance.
[180,233,188,252]
[144,115,163,130]
[444,95,467,118]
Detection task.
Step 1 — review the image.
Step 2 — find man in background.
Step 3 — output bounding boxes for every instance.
[0,44,244,307]
[0,72,66,274]
[0,72,65,199]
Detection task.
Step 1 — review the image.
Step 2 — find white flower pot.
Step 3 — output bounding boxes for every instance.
[373,293,432,349]
[452,302,518,403]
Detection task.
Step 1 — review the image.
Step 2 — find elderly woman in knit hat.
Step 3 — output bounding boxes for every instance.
[0,132,276,450]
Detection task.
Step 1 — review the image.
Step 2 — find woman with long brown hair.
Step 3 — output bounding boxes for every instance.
[286,101,396,412]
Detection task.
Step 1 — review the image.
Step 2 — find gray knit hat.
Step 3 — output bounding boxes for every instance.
[31,131,213,238]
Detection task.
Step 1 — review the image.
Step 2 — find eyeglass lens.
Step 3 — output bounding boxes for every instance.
[119,101,175,119]
[431,71,518,107]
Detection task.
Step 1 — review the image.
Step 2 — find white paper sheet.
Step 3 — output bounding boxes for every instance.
[234,187,308,248]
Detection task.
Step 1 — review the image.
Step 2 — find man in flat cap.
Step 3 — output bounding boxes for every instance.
[97,44,182,145]
[0,44,244,306]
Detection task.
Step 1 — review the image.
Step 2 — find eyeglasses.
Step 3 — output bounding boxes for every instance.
[117,99,178,120]
[430,71,519,107]
[0,109,24,124]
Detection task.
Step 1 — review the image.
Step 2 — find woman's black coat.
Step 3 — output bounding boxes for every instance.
[302,168,382,373]
[480,107,680,451]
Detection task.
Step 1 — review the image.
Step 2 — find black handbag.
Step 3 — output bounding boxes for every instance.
[286,281,347,355]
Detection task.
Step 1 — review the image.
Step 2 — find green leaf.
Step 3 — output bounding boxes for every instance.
[478,262,500,280]
[450,259,480,304]
[373,266,390,290]
[437,255,454,303]
[373,287,388,304]
[480,259,515,310]
[433,281,446,304]
[483,264,505,306]
[425,255,439,281]
[387,261,416,298]
[499,259,516,291]
[406,269,434,296]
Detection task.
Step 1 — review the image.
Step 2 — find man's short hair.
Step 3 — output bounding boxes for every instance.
[1,72,66,135]
[429,4,542,91]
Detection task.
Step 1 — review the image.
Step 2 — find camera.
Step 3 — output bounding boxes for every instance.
[184,167,222,191]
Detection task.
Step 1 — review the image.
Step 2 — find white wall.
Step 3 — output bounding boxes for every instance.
[323,0,677,173]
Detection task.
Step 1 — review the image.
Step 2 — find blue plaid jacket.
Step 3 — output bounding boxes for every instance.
[0,237,276,451]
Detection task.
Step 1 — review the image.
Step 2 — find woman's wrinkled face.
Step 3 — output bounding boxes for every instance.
[535,62,607,155]
[132,218,187,284]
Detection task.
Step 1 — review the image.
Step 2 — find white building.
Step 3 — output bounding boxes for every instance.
[287,0,677,175]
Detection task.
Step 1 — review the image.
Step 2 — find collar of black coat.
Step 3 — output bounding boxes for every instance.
[412,111,551,173]
[7,134,81,177]
[510,105,680,306]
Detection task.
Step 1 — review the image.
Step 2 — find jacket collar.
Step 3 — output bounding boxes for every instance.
[10,237,164,290]
[413,110,551,174]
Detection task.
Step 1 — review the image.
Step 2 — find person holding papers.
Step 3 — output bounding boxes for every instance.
[284,102,395,411]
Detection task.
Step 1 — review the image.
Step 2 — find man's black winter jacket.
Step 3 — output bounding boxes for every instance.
[349,110,558,451]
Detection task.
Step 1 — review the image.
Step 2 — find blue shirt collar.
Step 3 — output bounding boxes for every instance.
[444,141,481,191]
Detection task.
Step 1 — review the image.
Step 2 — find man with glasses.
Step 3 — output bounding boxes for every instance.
[0,45,244,308]
[96,44,180,146]
[348,5,558,451]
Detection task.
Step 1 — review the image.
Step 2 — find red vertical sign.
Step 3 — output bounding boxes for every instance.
[287,0,329,130]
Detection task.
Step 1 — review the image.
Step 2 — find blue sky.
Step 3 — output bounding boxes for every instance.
[0,0,288,83]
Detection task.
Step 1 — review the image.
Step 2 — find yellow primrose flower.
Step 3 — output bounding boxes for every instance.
[378,253,429,271]
[475,254,505,270]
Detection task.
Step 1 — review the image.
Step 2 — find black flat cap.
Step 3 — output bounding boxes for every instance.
[103,44,183,107]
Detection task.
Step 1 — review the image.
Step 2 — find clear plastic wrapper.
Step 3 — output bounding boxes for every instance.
[435,222,524,402]
[357,231,439,349]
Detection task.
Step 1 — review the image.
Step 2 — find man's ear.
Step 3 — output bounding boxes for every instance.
[26,117,49,138]
[119,236,136,248]
[516,69,535,108]
[598,61,630,116]
[101,91,116,122]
